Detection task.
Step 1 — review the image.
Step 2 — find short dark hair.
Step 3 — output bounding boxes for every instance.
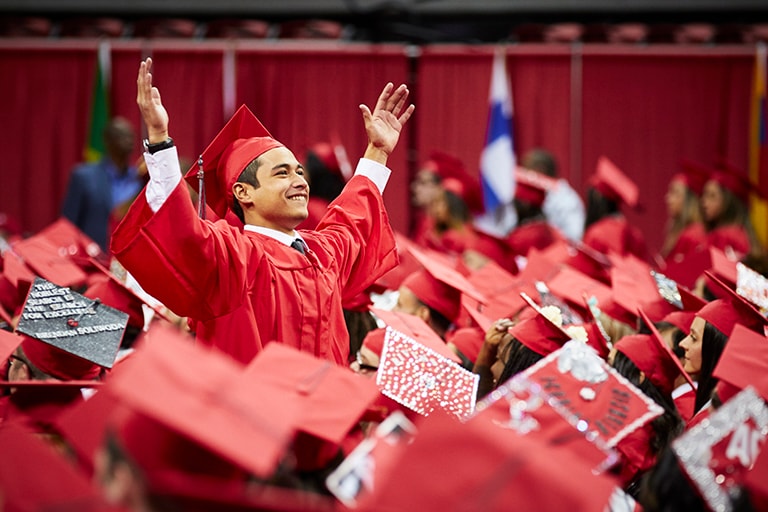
[231,157,261,224]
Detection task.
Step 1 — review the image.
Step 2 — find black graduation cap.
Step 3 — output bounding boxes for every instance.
[15,277,127,370]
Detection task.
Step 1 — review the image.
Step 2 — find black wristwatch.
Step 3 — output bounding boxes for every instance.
[143,137,174,154]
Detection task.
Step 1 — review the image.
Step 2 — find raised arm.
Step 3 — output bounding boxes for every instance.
[137,58,170,144]
[359,82,415,166]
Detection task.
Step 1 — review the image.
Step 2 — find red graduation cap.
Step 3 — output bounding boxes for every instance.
[361,410,620,512]
[546,265,613,315]
[615,309,695,396]
[0,249,35,313]
[84,257,174,329]
[376,326,479,420]
[674,158,712,196]
[697,271,768,336]
[509,293,577,357]
[712,324,768,404]
[104,323,300,478]
[421,150,483,214]
[464,258,539,322]
[370,307,461,364]
[673,386,768,512]
[0,422,122,512]
[589,155,639,208]
[243,342,380,445]
[736,261,768,316]
[514,166,556,208]
[402,245,486,323]
[182,104,282,220]
[446,326,485,364]
[11,233,89,289]
[37,216,107,268]
[709,160,755,203]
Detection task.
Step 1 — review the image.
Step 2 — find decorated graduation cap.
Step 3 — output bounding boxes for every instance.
[589,155,639,208]
[713,324,768,404]
[673,386,768,512]
[697,271,768,337]
[11,233,89,289]
[15,277,128,379]
[183,104,283,220]
[244,343,380,445]
[376,326,479,420]
[507,338,664,449]
[401,245,486,323]
[105,323,300,479]
[735,261,768,316]
[514,166,557,208]
[361,409,620,512]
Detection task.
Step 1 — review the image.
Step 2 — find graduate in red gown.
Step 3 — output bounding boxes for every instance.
[657,160,707,273]
[111,58,414,366]
[701,162,762,259]
[582,156,648,262]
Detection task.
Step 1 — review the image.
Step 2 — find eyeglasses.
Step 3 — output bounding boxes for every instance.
[355,350,378,372]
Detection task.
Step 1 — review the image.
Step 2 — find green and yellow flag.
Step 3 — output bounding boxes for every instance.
[84,41,111,162]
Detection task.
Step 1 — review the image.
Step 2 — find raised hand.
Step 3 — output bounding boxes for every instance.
[360,82,415,164]
[136,57,170,143]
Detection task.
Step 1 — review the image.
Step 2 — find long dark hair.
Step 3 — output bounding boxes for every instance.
[495,338,544,388]
[693,321,728,413]
[611,351,684,456]
[584,187,620,230]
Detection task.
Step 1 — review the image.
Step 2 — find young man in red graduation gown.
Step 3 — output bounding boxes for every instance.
[111,58,414,366]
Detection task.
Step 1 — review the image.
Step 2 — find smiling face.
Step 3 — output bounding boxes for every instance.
[235,146,310,234]
[679,316,705,376]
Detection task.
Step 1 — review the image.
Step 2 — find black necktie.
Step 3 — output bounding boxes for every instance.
[290,239,305,254]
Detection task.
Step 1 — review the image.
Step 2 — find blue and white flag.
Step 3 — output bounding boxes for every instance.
[475,50,517,237]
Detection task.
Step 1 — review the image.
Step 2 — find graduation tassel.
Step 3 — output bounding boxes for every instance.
[197,154,206,220]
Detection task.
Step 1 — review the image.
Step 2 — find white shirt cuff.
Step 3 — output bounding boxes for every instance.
[354,158,390,194]
[144,146,182,213]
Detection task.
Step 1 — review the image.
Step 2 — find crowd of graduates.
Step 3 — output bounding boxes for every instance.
[1,57,768,511]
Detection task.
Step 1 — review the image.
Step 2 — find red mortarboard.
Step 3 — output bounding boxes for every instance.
[104,323,300,478]
[0,422,122,512]
[376,326,479,420]
[509,293,575,357]
[709,160,755,203]
[610,257,677,324]
[183,104,283,220]
[589,156,639,208]
[0,250,35,312]
[464,258,539,322]
[0,379,100,434]
[564,240,613,285]
[83,257,174,329]
[361,410,619,512]
[514,166,556,208]
[673,386,768,512]
[421,150,483,213]
[674,158,712,196]
[547,265,613,314]
[0,328,21,364]
[402,246,486,323]
[712,324,768,404]
[15,277,128,378]
[11,234,89,289]
[697,271,768,336]
[446,326,484,363]
[244,343,380,445]
[615,309,695,395]
[37,217,106,268]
